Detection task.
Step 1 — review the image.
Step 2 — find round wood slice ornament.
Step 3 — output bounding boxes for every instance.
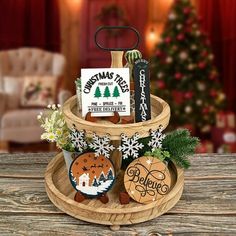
[124,156,171,204]
[69,152,115,198]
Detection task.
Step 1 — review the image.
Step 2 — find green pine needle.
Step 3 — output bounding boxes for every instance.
[162,129,199,169]
[145,148,170,162]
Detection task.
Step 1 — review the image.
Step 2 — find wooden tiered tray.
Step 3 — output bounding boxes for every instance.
[44,94,184,230]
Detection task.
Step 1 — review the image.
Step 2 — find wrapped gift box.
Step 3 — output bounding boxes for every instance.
[196,140,214,153]
[213,111,236,153]
[216,112,235,128]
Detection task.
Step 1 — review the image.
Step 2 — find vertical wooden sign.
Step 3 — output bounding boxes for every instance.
[133,59,151,122]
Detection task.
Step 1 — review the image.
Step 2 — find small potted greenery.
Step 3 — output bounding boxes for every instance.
[37,104,87,170]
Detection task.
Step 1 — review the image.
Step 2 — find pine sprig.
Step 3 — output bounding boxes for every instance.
[121,129,199,170]
[162,129,199,169]
[145,148,170,162]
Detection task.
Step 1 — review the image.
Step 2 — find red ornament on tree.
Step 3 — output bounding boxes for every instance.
[155,50,162,57]
[209,71,217,80]
[210,89,217,98]
[185,27,192,33]
[165,37,171,43]
[177,33,185,41]
[183,7,191,14]
[175,72,182,80]
[198,62,206,69]
[184,91,194,99]
[186,18,193,25]
[202,107,210,114]
[172,45,178,51]
[201,51,208,57]
[172,90,184,105]
[157,80,166,89]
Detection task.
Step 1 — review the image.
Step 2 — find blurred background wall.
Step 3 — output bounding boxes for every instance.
[0,0,235,153]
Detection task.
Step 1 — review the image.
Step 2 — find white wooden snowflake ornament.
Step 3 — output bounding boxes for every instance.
[70,127,87,152]
[89,133,115,158]
[148,125,166,151]
[118,133,144,159]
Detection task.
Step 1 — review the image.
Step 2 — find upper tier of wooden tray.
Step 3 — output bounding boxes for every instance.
[63,94,170,140]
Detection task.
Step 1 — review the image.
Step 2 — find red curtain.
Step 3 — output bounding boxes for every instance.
[0,0,60,52]
[199,0,236,112]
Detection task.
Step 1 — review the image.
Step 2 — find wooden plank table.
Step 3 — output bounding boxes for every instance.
[0,153,235,235]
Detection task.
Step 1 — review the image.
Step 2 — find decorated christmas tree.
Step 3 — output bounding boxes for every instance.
[151,0,225,133]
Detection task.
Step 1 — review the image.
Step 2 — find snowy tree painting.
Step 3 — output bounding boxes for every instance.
[75,170,114,196]
[107,168,114,180]
[69,152,115,197]
[99,171,106,183]
[92,176,99,187]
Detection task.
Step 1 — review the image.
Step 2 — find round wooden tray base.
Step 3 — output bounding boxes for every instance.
[45,153,184,228]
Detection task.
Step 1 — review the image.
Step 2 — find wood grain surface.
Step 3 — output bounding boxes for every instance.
[62,94,171,140]
[44,153,184,226]
[0,153,236,235]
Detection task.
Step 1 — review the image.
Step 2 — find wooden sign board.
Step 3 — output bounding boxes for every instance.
[133,59,151,122]
[69,152,115,198]
[81,68,130,117]
[124,156,171,204]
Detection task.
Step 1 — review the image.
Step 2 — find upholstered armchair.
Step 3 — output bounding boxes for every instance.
[0,47,71,151]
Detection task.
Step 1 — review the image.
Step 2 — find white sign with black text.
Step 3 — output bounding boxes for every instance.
[81,68,130,117]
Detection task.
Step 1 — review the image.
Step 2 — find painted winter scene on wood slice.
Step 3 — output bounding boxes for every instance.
[69,152,115,197]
